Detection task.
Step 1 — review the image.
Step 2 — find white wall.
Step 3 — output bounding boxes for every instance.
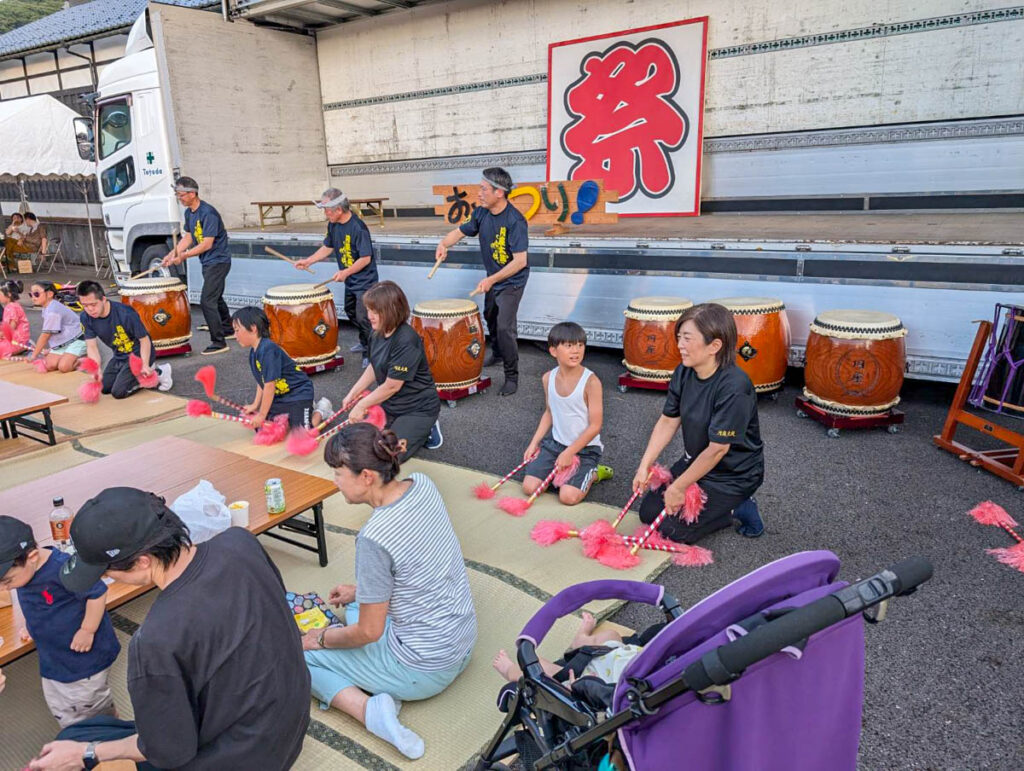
[0,34,128,101]
[316,0,1024,165]
[153,4,329,228]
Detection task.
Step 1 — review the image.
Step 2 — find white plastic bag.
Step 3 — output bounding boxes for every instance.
[171,479,231,543]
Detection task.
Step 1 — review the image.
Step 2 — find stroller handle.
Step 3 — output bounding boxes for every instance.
[517,580,673,675]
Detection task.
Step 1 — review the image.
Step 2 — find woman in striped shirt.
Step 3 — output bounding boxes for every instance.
[302,423,477,760]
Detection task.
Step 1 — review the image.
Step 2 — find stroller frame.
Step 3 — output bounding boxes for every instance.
[475,553,932,771]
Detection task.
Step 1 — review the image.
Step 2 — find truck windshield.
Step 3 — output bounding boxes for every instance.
[98,100,131,160]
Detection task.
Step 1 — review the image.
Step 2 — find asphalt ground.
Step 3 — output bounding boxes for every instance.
[10,291,1024,770]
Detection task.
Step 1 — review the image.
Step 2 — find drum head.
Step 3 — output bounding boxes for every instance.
[625,296,693,319]
[709,296,785,313]
[120,276,184,292]
[414,298,479,317]
[263,283,332,304]
[811,309,906,340]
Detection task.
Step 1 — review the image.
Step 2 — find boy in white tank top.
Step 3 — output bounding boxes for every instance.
[522,322,612,505]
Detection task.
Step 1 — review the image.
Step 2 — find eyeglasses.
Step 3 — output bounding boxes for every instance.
[30,291,43,297]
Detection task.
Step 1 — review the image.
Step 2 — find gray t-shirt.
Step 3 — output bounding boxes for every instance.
[41,300,82,349]
[356,472,477,670]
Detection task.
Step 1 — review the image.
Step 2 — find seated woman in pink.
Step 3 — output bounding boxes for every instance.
[0,280,30,347]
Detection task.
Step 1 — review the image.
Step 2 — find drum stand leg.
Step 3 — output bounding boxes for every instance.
[617,372,671,393]
[794,396,905,438]
[933,320,1024,491]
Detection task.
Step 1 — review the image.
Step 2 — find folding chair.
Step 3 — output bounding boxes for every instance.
[0,246,7,279]
[43,238,67,273]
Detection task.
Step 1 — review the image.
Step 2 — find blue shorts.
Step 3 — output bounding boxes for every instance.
[523,436,602,491]
[304,603,472,707]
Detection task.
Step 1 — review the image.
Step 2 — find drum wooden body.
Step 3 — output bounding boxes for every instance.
[981,308,1024,415]
[411,299,485,388]
[711,297,791,393]
[803,310,906,415]
[622,297,693,381]
[262,284,339,366]
[119,277,191,351]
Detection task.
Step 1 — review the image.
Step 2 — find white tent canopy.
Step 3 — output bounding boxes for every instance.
[0,94,94,182]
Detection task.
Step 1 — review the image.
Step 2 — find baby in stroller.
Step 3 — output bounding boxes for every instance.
[493,612,642,687]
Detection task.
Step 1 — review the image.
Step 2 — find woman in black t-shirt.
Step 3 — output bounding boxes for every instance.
[342,281,441,460]
[633,303,766,543]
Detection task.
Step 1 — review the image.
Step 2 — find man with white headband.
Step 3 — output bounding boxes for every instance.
[161,177,233,355]
[435,167,529,396]
[295,188,378,366]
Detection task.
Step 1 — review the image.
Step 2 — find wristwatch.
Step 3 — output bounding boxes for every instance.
[317,628,328,649]
[82,742,100,770]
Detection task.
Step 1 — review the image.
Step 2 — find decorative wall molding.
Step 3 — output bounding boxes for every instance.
[331,150,547,177]
[322,7,1024,112]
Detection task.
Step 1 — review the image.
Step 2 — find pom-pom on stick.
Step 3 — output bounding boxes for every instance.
[595,541,640,570]
[473,483,497,500]
[531,520,578,546]
[681,482,708,525]
[186,399,212,418]
[552,456,581,488]
[969,501,1018,529]
[32,358,49,373]
[472,452,539,499]
[78,357,99,376]
[286,427,320,457]
[497,497,532,517]
[648,463,673,490]
[365,404,386,429]
[128,354,159,388]
[253,414,289,446]
[988,543,1024,573]
[195,365,218,398]
[77,379,102,403]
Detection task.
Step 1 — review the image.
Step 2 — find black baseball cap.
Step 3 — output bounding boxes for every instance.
[0,516,36,579]
[60,487,175,593]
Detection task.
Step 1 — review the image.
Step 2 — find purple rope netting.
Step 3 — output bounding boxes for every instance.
[969,303,1023,415]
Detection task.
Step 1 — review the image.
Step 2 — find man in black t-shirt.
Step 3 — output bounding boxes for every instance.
[161,177,233,355]
[29,487,310,771]
[435,167,528,396]
[295,188,379,367]
[77,281,172,399]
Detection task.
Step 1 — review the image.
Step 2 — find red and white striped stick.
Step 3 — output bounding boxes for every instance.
[610,471,653,530]
[487,452,539,493]
[318,417,355,443]
[526,465,560,505]
[206,411,254,426]
[631,508,669,555]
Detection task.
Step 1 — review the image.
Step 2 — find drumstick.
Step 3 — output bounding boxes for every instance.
[610,480,649,530]
[473,453,540,499]
[264,246,315,274]
[427,257,443,279]
[130,265,159,280]
[313,278,333,290]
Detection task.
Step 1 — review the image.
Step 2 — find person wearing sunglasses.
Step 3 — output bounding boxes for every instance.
[28,282,86,372]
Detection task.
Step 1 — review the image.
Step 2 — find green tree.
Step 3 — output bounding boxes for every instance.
[0,0,67,36]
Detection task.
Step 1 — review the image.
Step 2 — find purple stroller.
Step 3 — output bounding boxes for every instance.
[475,551,931,771]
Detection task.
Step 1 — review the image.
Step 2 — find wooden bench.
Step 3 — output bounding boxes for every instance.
[0,381,69,446]
[0,436,339,666]
[251,198,391,229]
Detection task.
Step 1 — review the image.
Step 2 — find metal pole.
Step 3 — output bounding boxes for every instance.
[81,179,99,273]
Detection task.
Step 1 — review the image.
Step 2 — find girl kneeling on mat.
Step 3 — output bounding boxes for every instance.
[29,281,85,372]
[633,303,766,543]
[0,280,30,347]
[231,306,332,430]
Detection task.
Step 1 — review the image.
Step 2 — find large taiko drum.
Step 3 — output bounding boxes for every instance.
[803,310,907,416]
[411,298,485,388]
[262,283,339,367]
[710,297,791,394]
[622,296,693,382]
[119,277,191,352]
[980,306,1024,416]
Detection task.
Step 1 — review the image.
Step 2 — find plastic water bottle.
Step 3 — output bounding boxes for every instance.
[49,497,73,552]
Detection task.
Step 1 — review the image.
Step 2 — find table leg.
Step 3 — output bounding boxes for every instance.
[313,502,327,567]
[42,408,55,445]
[258,205,266,230]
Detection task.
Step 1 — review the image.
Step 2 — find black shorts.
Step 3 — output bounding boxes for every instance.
[523,436,602,491]
[267,399,313,429]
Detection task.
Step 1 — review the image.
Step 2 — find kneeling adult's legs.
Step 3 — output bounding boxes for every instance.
[56,715,160,770]
[101,357,139,399]
[386,412,438,461]
[638,483,750,544]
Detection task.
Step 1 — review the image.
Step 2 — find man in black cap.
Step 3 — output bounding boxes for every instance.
[28,487,310,771]
[161,177,234,355]
[434,167,529,396]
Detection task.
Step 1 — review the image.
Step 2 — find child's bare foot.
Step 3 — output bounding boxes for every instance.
[492,649,522,682]
[571,612,597,648]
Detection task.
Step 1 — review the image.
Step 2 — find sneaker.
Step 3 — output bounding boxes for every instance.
[595,464,614,483]
[224,333,236,341]
[314,397,333,420]
[425,420,443,450]
[201,344,229,356]
[198,324,209,331]
[156,363,173,392]
[733,497,765,538]
[350,342,366,353]
[499,377,518,396]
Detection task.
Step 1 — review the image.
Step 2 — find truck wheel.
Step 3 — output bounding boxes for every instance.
[137,244,175,280]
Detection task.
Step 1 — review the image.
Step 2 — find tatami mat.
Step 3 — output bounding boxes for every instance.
[0,441,94,488]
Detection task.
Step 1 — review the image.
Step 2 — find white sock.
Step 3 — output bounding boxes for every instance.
[365,693,423,760]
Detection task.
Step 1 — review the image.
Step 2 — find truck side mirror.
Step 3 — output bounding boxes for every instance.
[73,117,95,162]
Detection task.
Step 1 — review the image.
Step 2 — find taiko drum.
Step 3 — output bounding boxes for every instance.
[119,276,191,351]
[411,298,485,388]
[803,310,907,416]
[622,296,693,382]
[262,283,339,367]
[710,296,791,394]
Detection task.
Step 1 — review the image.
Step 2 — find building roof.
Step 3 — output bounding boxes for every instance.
[0,0,219,59]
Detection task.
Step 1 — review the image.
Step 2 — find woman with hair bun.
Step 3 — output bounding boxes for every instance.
[0,279,29,346]
[302,422,476,760]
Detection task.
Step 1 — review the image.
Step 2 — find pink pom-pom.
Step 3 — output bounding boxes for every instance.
[630,525,677,550]
[552,456,581,488]
[32,358,49,373]
[596,541,640,570]
[473,482,497,500]
[137,369,159,389]
[969,501,1018,528]
[128,353,144,377]
[580,519,617,558]
[988,542,1024,573]
[78,357,99,375]
[286,427,321,456]
[497,497,531,517]
[253,414,289,446]
[671,544,714,567]
[648,463,673,490]
[195,365,218,398]
[678,482,707,524]
[77,379,102,403]
[531,520,577,546]
[364,405,387,429]
[186,399,212,418]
